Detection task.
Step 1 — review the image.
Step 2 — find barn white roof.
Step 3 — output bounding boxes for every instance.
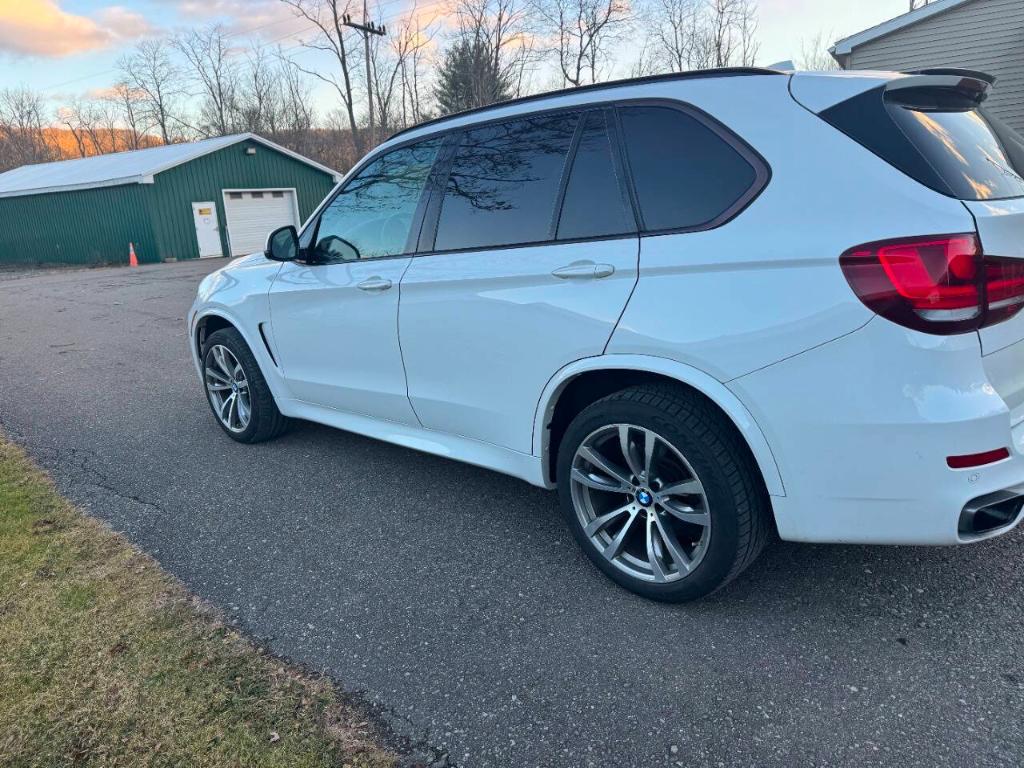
[0,133,341,199]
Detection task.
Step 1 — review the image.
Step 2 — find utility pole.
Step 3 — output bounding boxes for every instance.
[344,6,386,148]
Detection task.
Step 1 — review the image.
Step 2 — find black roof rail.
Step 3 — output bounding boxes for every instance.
[903,67,996,85]
[387,67,785,141]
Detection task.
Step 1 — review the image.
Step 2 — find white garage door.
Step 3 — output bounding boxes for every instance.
[223,190,299,256]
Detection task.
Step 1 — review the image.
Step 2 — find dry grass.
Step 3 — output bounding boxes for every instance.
[0,437,399,768]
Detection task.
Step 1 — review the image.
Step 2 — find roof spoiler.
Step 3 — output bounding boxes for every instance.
[888,68,996,104]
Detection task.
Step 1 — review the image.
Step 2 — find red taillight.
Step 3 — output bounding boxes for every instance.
[840,234,1024,334]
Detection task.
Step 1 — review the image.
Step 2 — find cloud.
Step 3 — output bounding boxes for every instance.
[0,0,153,58]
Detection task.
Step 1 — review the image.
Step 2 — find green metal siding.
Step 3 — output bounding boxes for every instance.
[0,137,336,266]
[0,184,157,266]
[143,138,335,261]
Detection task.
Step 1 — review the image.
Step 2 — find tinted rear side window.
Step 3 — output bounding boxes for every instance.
[556,110,635,240]
[820,86,1024,201]
[434,114,578,251]
[619,106,758,231]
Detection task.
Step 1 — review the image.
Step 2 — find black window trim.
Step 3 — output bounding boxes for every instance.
[552,107,640,242]
[300,95,770,263]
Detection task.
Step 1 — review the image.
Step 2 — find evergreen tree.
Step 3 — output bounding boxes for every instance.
[434,38,511,116]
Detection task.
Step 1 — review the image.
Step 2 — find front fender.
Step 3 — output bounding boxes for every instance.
[532,354,785,496]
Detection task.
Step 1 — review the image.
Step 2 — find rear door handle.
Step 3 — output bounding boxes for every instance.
[551,261,615,280]
[357,276,392,292]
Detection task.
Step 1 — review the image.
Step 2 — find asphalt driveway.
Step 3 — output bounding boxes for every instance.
[1,260,1023,767]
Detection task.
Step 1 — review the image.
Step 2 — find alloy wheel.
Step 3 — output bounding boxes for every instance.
[204,344,251,433]
[569,423,711,583]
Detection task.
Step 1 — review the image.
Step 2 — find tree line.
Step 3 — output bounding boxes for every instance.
[0,0,785,175]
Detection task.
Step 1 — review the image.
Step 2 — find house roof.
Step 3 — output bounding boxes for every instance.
[0,133,342,199]
[831,0,976,57]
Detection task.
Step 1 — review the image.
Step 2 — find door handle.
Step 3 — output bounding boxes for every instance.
[357,276,392,292]
[551,261,615,280]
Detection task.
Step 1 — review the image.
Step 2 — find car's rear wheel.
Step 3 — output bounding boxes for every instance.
[201,327,289,443]
[556,384,770,602]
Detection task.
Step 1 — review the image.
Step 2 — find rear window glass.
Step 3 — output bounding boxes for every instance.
[618,106,758,231]
[888,100,1024,200]
[820,85,1024,201]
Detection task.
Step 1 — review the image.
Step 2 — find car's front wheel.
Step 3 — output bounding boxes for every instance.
[201,327,289,443]
[556,384,771,602]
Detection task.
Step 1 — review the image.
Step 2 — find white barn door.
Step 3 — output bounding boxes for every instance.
[223,190,300,257]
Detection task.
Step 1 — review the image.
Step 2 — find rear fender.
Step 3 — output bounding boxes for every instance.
[532,354,785,495]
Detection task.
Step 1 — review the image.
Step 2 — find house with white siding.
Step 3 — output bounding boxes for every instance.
[831,0,1024,133]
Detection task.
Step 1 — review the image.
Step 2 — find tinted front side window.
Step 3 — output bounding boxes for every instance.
[434,114,578,251]
[557,110,635,240]
[619,106,757,231]
[314,138,440,261]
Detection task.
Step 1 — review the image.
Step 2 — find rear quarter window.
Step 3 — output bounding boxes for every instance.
[618,105,764,232]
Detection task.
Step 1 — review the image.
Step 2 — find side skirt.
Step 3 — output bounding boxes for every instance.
[278,398,549,488]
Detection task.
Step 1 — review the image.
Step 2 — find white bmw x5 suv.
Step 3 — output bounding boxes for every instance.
[190,67,1024,602]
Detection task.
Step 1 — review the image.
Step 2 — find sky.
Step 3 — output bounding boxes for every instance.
[0,0,916,110]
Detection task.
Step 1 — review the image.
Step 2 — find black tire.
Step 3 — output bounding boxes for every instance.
[556,383,771,602]
[200,327,290,443]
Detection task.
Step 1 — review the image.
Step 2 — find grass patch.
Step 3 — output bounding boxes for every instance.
[0,437,399,767]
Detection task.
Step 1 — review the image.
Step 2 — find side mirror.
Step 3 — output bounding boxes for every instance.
[265,225,299,262]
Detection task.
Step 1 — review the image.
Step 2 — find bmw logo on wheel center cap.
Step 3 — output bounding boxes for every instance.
[636,489,653,507]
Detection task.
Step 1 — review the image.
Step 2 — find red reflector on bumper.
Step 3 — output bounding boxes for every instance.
[947,448,1010,469]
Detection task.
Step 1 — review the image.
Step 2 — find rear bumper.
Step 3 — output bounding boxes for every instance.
[729,317,1024,545]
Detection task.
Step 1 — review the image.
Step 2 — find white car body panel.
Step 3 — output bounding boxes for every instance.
[189,69,1024,551]
[399,238,639,453]
[608,76,976,381]
[267,258,419,425]
[729,317,1024,544]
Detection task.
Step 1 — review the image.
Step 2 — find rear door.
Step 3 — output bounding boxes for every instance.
[398,109,640,453]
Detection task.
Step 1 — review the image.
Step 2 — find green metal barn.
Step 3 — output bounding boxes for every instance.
[0,134,341,266]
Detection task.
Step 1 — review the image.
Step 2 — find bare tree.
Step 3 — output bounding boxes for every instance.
[0,87,58,171]
[798,29,839,71]
[456,0,536,96]
[396,12,435,124]
[109,81,147,149]
[645,0,714,72]
[237,44,285,135]
[735,0,758,66]
[368,9,438,134]
[640,0,759,73]
[279,0,365,154]
[535,0,631,86]
[118,39,184,144]
[173,25,239,137]
[57,100,93,158]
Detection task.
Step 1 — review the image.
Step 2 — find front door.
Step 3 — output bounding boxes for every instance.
[399,110,640,453]
[191,202,223,258]
[268,137,441,423]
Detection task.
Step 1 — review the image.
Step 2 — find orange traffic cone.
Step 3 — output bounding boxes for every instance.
[128,242,138,267]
